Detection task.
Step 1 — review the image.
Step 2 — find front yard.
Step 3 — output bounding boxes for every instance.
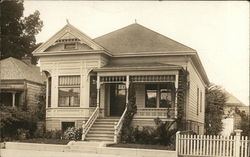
[17,138,70,145]
[108,143,175,150]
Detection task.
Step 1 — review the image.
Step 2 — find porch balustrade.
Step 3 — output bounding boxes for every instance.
[135,108,175,118]
[46,108,95,117]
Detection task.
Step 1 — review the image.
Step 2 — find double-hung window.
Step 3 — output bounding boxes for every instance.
[145,83,174,108]
[58,75,80,107]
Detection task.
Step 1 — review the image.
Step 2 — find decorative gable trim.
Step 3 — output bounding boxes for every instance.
[32,24,108,54]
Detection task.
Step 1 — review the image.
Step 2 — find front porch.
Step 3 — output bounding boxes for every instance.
[91,74,180,120]
[82,66,182,142]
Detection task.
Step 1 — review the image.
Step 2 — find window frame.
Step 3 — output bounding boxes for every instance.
[145,83,174,108]
[58,75,80,107]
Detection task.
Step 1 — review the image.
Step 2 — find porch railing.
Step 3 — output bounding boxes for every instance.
[135,108,175,118]
[82,106,99,140]
[114,105,128,143]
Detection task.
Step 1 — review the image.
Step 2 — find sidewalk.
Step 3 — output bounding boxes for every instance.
[0,149,119,157]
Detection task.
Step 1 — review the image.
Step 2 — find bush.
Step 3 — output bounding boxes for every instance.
[0,105,37,141]
[63,127,82,141]
[121,118,177,146]
[17,128,30,140]
[44,130,62,139]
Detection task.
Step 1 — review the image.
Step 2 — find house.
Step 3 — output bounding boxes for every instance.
[32,23,209,141]
[221,90,249,136]
[0,57,46,109]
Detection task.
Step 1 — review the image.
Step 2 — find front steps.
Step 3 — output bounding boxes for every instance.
[85,117,119,142]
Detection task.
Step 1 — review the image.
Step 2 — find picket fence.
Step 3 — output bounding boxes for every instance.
[176,130,249,157]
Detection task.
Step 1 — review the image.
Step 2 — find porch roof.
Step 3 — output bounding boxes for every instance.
[94,62,182,72]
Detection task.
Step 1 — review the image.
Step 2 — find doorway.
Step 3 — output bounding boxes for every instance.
[109,83,126,117]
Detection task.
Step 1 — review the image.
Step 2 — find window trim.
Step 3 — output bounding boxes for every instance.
[197,87,199,115]
[145,83,174,108]
[58,75,81,107]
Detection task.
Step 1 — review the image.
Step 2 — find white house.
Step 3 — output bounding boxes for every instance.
[32,23,209,142]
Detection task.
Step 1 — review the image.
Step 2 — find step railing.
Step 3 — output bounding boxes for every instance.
[114,105,128,143]
[82,106,99,140]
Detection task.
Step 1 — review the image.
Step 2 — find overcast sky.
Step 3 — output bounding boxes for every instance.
[24,1,249,105]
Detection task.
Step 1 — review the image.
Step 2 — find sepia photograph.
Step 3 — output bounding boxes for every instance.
[0,1,249,157]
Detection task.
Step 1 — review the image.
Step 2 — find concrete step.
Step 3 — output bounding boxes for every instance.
[85,137,114,142]
[94,121,117,125]
[89,128,115,132]
[91,125,115,128]
[87,133,114,137]
[88,130,114,134]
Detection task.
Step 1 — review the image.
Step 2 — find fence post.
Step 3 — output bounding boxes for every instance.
[176,131,181,155]
[234,129,242,157]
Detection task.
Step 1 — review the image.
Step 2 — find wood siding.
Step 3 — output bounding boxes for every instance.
[26,82,44,109]
[186,60,205,125]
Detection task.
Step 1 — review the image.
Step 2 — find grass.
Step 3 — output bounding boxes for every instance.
[108,143,175,151]
[17,138,70,145]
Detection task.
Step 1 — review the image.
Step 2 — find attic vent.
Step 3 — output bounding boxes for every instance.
[55,38,80,43]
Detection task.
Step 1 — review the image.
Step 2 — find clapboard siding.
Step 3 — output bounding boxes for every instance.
[135,84,145,108]
[26,82,44,108]
[187,61,205,124]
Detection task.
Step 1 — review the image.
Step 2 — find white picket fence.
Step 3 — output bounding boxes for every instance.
[176,130,249,157]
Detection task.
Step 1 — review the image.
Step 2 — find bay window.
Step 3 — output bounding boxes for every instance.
[58,75,80,107]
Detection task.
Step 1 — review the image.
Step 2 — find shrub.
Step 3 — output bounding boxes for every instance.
[44,130,62,139]
[63,127,82,141]
[17,128,30,140]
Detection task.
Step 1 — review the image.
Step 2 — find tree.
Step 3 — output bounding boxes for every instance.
[234,107,249,136]
[205,84,227,135]
[0,0,43,64]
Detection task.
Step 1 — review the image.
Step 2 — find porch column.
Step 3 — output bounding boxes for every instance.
[12,92,16,107]
[96,75,100,108]
[174,73,179,118]
[125,75,130,105]
[46,77,49,108]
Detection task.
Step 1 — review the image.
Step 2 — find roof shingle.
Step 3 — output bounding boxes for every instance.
[0,57,45,84]
[94,23,196,55]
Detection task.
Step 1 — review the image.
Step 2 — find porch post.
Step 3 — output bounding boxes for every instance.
[12,92,16,107]
[126,75,130,105]
[174,73,179,119]
[96,75,100,108]
[46,77,49,108]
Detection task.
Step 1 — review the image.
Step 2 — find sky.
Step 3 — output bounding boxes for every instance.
[23,1,249,105]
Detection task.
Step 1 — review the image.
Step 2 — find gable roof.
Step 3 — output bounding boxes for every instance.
[0,57,45,84]
[94,23,196,55]
[33,23,107,55]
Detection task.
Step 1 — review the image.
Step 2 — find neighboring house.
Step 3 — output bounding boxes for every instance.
[32,23,209,141]
[0,57,45,109]
[221,90,249,136]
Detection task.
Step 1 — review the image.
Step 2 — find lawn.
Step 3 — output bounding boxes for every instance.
[17,138,70,145]
[108,143,175,150]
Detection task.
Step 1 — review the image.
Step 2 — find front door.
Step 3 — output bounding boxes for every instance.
[110,83,126,116]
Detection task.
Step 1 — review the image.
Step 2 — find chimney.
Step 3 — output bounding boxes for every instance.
[21,55,32,65]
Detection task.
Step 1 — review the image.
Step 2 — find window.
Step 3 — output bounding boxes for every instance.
[200,91,202,112]
[145,83,174,108]
[61,122,75,132]
[197,88,199,115]
[64,43,76,50]
[145,84,157,108]
[48,77,51,108]
[58,75,80,107]
[89,76,97,107]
